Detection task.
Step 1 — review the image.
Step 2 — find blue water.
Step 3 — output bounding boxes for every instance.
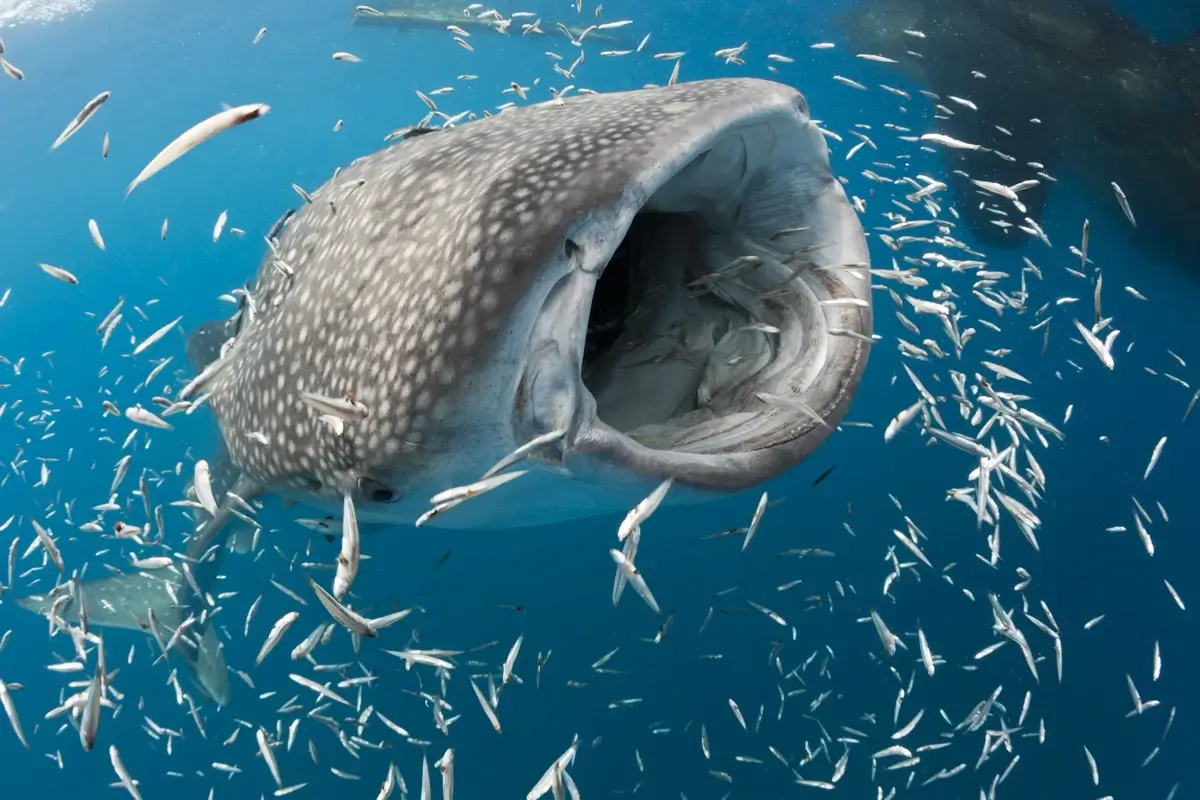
[0,0,1195,798]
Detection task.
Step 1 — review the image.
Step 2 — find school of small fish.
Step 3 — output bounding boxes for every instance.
[0,3,1188,800]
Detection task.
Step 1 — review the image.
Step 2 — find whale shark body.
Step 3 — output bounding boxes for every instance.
[20,78,873,704]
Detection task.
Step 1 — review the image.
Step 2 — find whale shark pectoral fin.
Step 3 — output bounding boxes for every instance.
[188,473,266,561]
[185,461,259,556]
[16,503,245,708]
[200,443,261,556]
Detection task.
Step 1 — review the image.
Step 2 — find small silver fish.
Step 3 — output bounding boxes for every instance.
[126,103,270,196]
[1111,182,1136,227]
[39,263,78,285]
[52,91,111,150]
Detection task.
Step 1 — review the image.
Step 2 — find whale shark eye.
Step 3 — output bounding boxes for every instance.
[357,476,398,504]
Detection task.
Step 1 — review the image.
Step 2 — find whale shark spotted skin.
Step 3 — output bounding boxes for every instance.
[20,78,873,705]
[192,77,873,528]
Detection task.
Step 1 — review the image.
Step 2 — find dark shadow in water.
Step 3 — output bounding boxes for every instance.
[835,0,1200,272]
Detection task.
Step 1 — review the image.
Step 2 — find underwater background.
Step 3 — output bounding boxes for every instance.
[0,0,1197,798]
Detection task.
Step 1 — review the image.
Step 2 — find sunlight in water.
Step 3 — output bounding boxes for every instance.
[0,0,94,27]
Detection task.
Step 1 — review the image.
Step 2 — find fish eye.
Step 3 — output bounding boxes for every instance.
[357,476,398,504]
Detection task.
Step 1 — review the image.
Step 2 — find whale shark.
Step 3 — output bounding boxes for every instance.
[185,77,874,529]
[20,78,873,704]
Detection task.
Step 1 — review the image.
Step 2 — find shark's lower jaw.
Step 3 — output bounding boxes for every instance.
[517,109,873,502]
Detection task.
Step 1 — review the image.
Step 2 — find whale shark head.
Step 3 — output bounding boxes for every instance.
[187,78,873,529]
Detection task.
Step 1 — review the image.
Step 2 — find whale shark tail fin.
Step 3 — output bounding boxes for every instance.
[16,571,232,707]
[14,317,253,708]
[174,612,231,707]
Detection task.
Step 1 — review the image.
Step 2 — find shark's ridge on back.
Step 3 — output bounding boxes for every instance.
[192,77,874,530]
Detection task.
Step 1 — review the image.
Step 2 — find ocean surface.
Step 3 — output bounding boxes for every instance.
[0,1,1195,798]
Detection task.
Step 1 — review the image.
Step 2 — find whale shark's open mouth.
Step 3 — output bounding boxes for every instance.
[174,79,872,527]
[518,109,873,494]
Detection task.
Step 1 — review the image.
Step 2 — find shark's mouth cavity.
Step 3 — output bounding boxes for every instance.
[526,115,873,494]
[580,210,737,434]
